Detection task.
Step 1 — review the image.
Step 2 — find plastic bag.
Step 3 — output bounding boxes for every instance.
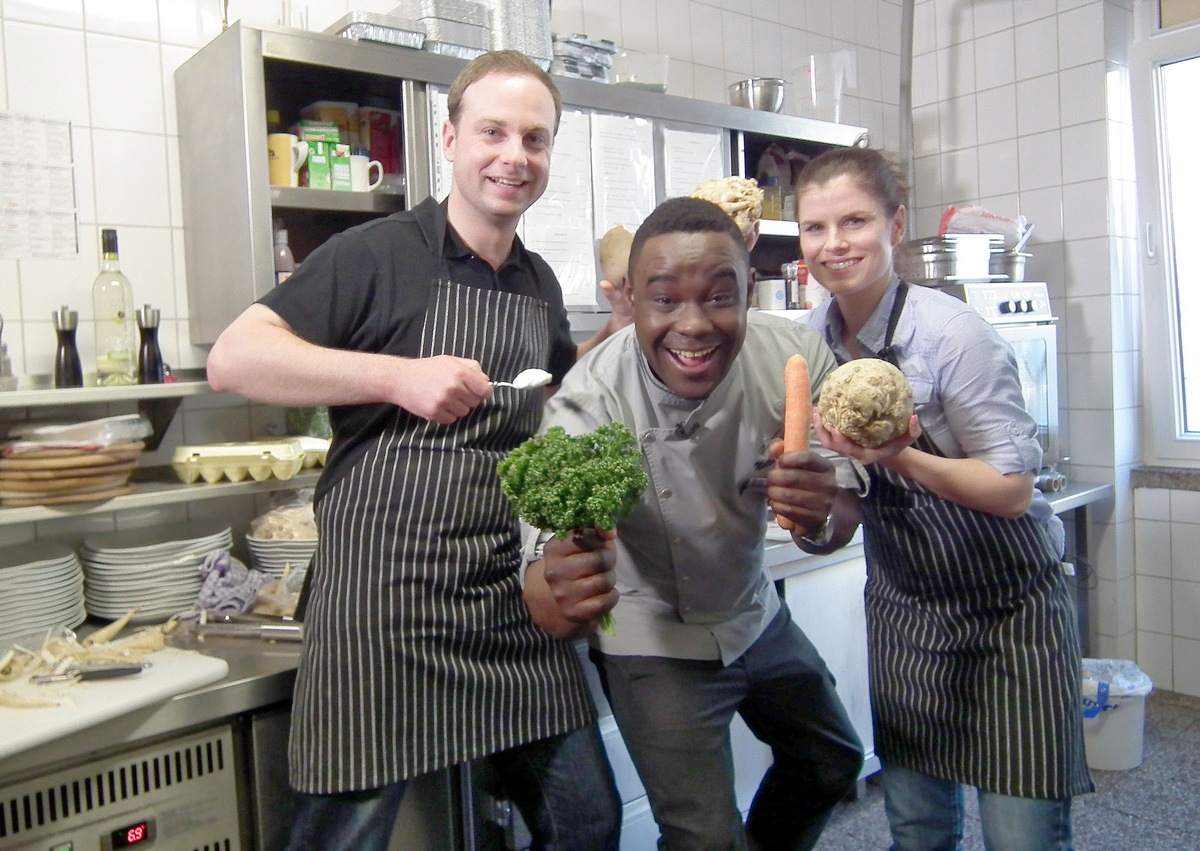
[938,204,1028,249]
[4,413,152,453]
[1081,658,1153,718]
[250,488,318,540]
[252,566,306,618]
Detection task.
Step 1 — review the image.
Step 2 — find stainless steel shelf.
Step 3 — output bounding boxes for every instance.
[0,467,321,526]
[269,185,405,213]
[0,376,210,408]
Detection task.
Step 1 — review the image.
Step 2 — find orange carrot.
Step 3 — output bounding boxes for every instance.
[777,354,811,531]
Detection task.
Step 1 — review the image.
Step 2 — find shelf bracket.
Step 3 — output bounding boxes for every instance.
[138,397,183,450]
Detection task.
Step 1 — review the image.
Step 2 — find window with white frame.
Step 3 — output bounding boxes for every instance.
[1132,18,1200,465]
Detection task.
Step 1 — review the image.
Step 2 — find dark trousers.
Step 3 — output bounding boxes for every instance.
[592,602,863,851]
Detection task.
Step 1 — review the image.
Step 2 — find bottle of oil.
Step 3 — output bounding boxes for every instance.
[92,228,137,385]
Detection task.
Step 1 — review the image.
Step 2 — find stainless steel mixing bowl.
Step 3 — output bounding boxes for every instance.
[728,77,786,112]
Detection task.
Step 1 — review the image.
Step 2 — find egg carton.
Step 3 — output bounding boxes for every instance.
[171,439,309,484]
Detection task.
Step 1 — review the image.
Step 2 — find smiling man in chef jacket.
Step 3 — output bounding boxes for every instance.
[206,50,620,851]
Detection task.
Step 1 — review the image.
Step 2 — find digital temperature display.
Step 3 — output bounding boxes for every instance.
[109,817,155,848]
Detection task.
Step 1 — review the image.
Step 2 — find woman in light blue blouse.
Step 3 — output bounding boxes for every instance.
[796,146,1093,851]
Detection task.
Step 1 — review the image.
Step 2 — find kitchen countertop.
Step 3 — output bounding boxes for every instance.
[0,481,1111,785]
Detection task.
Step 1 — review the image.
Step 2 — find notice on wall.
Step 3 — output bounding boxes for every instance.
[521,109,597,307]
[661,124,726,198]
[589,113,654,237]
[429,87,452,201]
[0,112,77,258]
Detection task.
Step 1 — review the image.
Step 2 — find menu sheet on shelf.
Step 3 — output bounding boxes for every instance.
[0,112,77,258]
[429,87,452,201]
[520,109,596,307]
[589,113,655,238]
[661,124,726,199]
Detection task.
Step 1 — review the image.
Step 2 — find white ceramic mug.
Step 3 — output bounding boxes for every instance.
[349,155,384,192]
[268,133,308,187]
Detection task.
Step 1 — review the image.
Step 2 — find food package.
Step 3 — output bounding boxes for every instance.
[938,204,1028,250]
[171,438,307,484]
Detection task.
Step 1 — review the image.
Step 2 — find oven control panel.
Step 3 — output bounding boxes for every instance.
[951,281,1055,324]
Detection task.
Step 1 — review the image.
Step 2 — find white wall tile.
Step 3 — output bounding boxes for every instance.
[1016,185,1063,241]
[1061,120,1107,183]
[973,0,1013,37]
[3,21,91,124]
[548,0,584,34]
[1062,235,1111,297]
[1110,291,1138,354]
[1134,487,1170,522]
[618,0,658,54]
[1173,636,1200,697]
[86,33,165,133]
[805,0,832,38]
[1136,629,1173,692]
[71,123,97,225]
[750,17,784,79]
[1134,518,1172,578]
[911,50,939,107]
[1014,0,1054,26]
[5,0,84,27]
[1170,490,1200,525]
[974,83,1017,145]
[91,129,171,226]
[691,63,726,106]
[1017,129,1062,190]
[939,146,979,206]
[1058,4,1105,69]
[1171,579,1200,640]
[1111,347,1138,410]
[580,2,620,44]
[778,0,804,29]
[976,138,1019,198]
[1015,73,1061,135]
[84,0,158,40]
[912,0,936,55]
[974,28,1015,91]
[1064,292,1113,355]
[1061,178,1108,240]
[161,43,194,137]
[18,249,96,327]
[656,0,692,64]
[877,0,901,54]
[1014,16,1058,83]
[1136,575,1172,633]
[158,0,223,48]
[1059,61,1107,127]
[1065,350,1113,410]
[932,0,973,48]
[719,10,755,78]
[940,93,978,151]
[1170,521,1200,583]
[853,0,880,50]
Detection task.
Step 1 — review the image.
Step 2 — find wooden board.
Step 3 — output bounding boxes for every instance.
[0,647,229,759]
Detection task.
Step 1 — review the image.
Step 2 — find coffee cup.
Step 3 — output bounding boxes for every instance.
[268,133,308,187]
[349,155,384,192]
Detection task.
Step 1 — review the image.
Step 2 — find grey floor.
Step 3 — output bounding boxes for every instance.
[813,689,1200,850]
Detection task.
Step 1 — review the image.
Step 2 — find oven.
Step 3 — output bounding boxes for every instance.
[939,281,1064,491]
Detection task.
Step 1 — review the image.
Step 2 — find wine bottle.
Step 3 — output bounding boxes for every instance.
[92,228,137,386]
[274,226,295,286]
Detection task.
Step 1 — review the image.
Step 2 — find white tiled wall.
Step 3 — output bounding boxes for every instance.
[0,0,1190,695]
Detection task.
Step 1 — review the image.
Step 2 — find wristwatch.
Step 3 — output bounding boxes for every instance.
[799,512,836,547]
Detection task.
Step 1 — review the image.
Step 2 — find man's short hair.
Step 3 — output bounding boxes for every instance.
[447,50,563,134]
[629,196,750,274]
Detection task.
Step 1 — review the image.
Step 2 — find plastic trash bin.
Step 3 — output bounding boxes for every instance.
[1080,658,1154,770]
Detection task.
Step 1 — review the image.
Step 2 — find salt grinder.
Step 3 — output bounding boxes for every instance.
[52,305,84,389]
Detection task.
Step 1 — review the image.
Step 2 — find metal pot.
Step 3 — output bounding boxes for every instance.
[990,251,1031,282]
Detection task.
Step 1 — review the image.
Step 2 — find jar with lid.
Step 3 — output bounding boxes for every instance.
[760,177,782,220]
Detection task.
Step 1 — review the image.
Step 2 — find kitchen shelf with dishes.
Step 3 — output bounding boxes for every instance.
[0,373,325,527]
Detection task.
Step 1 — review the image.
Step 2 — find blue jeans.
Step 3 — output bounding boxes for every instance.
[881,762,1075,851]
[592,603,863,851]
[284,724,620,851]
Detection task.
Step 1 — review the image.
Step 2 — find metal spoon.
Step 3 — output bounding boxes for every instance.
[491,368,553,389]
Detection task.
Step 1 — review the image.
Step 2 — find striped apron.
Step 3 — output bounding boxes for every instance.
[289,278,595,794]
[860,285,1092,799]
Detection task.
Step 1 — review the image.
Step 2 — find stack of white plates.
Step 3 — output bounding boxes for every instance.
[0,541,86,647]
[245,535,318,577]
[80,520,234,623]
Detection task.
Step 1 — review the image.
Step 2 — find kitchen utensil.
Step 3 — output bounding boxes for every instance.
[728,77,786,112]
[181,620,304,642]
[491,368,553,389]
[31,663,148,684]
[1013,222,1035,254]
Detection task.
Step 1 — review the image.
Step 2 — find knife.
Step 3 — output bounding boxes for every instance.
[31,663,148,684]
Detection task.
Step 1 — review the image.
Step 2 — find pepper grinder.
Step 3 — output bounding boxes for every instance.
[136,303,164,384]
[52,305,84,388]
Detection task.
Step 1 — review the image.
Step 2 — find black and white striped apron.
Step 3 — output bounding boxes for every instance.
[289,278,595,795]
[860,286,1092,799]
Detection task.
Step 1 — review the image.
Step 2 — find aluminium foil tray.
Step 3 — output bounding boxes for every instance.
[324,11,427,49]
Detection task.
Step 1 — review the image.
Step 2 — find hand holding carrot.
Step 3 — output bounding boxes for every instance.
[777,354,811,531]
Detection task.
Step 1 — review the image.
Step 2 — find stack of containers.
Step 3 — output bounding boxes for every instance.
[482,0,551,70]
[391,0,491,60]
[550,34,618,82]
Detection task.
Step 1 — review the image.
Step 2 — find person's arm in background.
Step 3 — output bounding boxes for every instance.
[207,303,494,426]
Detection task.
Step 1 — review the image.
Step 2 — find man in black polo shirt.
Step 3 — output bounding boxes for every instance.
[207,51,620,851]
